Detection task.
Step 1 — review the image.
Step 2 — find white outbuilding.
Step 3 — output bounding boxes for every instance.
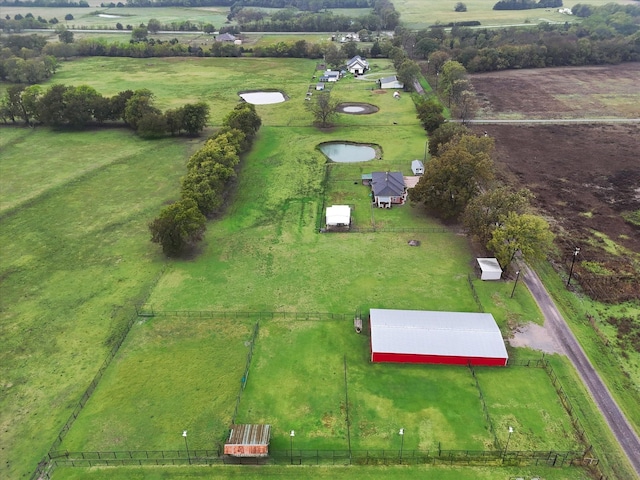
[477,258,503,280]
[411,160,424,175]
[325,205,351,229]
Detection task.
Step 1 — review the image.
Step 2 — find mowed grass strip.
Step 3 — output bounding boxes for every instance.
[235,319,491,452]
[51,464,593,480]
[59,316,254,451]
[476,362,582,452]
[0,129,194,478]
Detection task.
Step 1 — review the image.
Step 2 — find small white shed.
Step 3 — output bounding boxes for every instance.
[411,160,424,175]
[326,205,351,229]
[477,258,503,280]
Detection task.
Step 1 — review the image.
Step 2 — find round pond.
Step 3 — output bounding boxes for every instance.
[336,102,379,115]
[320,143,377,163]
[239,91,286,105]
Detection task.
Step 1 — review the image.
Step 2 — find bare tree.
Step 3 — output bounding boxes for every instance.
[306,92,340,128]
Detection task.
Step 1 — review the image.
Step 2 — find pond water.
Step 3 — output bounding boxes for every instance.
[343,106,366,113]
[320,143,376,163]
[239,92,286,105]
[98,14,122,18]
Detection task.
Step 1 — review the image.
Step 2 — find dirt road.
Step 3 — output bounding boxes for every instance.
[521,265,640,478]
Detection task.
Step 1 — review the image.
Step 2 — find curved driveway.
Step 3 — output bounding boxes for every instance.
[521,264,640,478]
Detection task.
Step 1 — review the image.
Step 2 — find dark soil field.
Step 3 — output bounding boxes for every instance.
[470,64,640,302]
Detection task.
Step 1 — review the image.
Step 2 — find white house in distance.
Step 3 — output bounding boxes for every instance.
[411,160,424,175]
[378,75,404,89]
[477,258,503,280]
[319,70,341,82]
[325,205,351,230]
[346,55,369,75]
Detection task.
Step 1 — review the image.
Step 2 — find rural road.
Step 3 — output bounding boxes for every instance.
[521,264,640,478]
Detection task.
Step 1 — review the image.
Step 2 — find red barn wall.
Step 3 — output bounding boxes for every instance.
[372,352,507,367]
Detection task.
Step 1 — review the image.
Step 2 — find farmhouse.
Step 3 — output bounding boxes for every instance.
[325,205,351,230]
[411,159,424,175]
[224,424,271,457]
[378,75,404,89]
[369,309,508,367]
[347,55,369,75]
[216,33,237,42]
[319,70,340,82]
[371,171,405,208]
[477,258,503,281]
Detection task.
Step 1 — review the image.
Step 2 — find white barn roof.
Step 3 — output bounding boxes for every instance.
[326,205,350,225]
[370,309,508,360]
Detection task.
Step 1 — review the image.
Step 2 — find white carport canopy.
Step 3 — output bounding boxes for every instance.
[326,205,351,225]
[477,258,502,280]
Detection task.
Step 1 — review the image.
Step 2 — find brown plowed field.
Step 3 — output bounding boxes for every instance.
[470,64,640,302]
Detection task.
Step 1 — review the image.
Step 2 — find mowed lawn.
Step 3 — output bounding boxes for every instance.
[237,319,491,453]
[0,128,197,478]
[59,316,254,451]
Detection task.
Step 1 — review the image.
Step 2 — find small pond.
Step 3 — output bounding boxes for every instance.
[98,14,122,18]
[343,106,366,113]
[239,91,286,105]
[320,143,376,163]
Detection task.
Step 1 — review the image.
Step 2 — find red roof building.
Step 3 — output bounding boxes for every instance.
[369,309,508,367]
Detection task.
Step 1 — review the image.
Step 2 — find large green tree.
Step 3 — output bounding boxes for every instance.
[223,102,261,139]
[149,198,206,257]
[462,187,533,244]
[487,212,555,269]
[124,89,161,130]
[410,136,494,219]
[428,122,468,156]
[415,97,445,133]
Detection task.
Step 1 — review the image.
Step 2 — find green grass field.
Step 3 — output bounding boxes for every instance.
[52,464,593,480]
[395,0,635,28]
[0,128,200,478]
[58,315,255,451]
[1,56,632,480]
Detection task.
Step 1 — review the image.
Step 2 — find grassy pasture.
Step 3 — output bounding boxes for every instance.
[58,315,255,451]
[53,464,592,480]
[0,128,198,478]
[478,364,581,451]
[1,56,620,480]
[395,0,636,28]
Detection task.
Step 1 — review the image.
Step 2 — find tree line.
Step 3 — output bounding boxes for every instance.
[0,0,88,6]
[493,0,562,10]
[120,0,370,8]
[409,126,554,270]
[0,84,210,139]
[149,102,262,256]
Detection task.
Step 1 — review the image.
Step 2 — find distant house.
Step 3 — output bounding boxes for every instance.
[347,55,369,75]
[319,71,340,82]
[326,205,351,230]
[378,75,404,89]
[411,160,424,175]
[216,32,237,42]
[371,171,405,208]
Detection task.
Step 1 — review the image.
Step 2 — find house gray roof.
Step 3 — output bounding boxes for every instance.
[216,32,237,42]
[370,309,508,360]
[379,75,398,84]
[371,171,405,197]
[347,55,368,67]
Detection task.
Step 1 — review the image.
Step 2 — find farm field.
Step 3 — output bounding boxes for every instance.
[0,128,199,479]
[395,0,638,28]
[469,64,640,441]
[0,56,630,480]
